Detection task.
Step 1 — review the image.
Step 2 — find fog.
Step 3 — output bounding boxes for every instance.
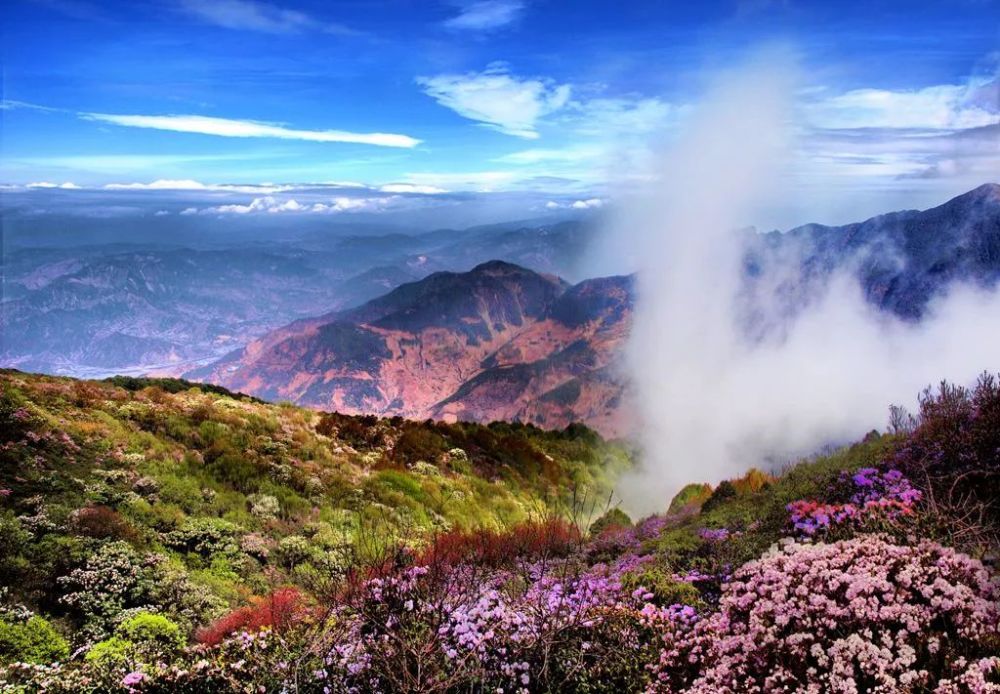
[590,55,1000,514]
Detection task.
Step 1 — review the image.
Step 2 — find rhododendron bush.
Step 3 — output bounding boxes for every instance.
[647,536,1000,693]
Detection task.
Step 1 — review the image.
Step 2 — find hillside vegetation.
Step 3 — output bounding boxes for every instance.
[1,370,999,692]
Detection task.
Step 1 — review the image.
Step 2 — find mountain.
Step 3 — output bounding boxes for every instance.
[193,184,1000,435]
[191,261,634,437]
[0,248,411,377]
[745,183,1000,324]
[1,220,592,377]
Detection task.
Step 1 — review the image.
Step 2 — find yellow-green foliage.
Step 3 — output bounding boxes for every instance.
[0,370,630,646]
[0,616,70,665]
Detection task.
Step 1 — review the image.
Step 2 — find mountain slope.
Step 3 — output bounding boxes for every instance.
[192,261,634,436]
[747,183,1000,322]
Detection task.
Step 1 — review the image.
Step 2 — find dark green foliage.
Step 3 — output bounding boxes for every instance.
[700,480,736,514]
[103,376,258,401]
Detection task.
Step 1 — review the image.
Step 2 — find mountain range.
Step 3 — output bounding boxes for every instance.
[3,184,999,434]
[1,219,593,376]
[191,184,1000,435]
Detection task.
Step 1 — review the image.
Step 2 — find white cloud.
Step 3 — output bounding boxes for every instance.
[806,82,999,130]
[443,0,524,31]
[567,97,679,136]
[417,64,570,139]
[545,197,605,210]
[310,197,395,213]
[177,0,355,35]
[402,170,520,192]
[378,183,449,194]
[26,181,81,189]
[103,179,297,193]
[82,112,420,148]
[495,144,605,165]
[189,195,398,215]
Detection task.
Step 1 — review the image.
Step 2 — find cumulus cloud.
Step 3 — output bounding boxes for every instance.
[82,112,420,148]
[545,197,605,210]
[417,63,570,139]
[26,181,80,189]
[443,0,524,31]
[176,0,355,35]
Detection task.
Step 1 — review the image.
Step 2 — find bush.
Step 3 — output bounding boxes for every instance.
[647,536,1000,692]
[116,612,183,652]
[590,508,632,536]
[196,588,304,646]
[892,373,1000,546]
[0,616,70,665]
[84,636,132,666]
[416,519,581,569]
[700,480,736,514]
[57,542,164,639]
[69,506,140,543]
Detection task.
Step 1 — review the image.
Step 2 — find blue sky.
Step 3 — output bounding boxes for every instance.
[1,0,998,227]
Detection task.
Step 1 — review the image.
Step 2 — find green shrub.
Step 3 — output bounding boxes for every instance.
[590,508,632,536]
[0,615,70,665]
[701,480,737,514]
[116,612,183,651]
[620,567,704,609]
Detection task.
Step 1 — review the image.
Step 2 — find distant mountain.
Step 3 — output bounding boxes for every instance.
[745,183,1000,327]
[0,248,408,376]
[193,184,1000,435]
[191,261,634,437]
[1,220,591,376]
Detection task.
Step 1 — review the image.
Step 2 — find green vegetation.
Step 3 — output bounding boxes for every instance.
[0,369,630,647]
[2,369,998,692]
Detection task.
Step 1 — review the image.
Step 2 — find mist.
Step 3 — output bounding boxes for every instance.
[592,55,1000,515]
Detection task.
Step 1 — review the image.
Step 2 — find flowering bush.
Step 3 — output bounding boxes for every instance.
[648,536,1000,693]
[891,374,1000,546]
[787,467,922,537]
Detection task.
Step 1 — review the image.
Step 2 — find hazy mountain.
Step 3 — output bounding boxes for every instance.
[1,220,591,376]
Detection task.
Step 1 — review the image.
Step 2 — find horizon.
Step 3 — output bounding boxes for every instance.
[3,0,998,230]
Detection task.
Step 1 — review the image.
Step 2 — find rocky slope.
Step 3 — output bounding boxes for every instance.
[192,261,634,437]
